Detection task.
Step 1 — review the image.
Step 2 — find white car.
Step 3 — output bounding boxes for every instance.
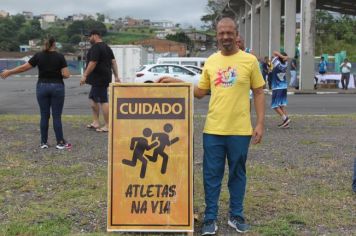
[183,65,202,74]
[135,64,200,85]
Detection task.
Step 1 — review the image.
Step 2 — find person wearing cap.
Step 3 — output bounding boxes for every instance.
[80,29,120,132]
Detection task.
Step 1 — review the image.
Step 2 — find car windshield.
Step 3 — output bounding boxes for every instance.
[136,66,146,72]
[170,66,195,75]
[185,66,202,74]
[150,66,169,73]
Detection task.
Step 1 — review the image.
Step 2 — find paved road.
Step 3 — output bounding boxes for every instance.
[1,76,356,115]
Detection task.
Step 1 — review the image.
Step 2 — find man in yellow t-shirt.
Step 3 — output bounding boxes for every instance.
[158,17,265,235]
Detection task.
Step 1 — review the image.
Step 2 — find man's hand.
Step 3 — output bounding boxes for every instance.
[157,76,184,83]
[252,123,264,144]
[115,76,121,83]
[0,69,11,79]
[80,76,87,86]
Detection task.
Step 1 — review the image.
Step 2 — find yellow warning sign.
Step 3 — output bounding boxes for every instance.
[108,83,193,232]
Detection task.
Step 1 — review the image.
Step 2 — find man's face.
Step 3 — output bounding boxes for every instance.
[217,20,237,53]
[89,35,96,45]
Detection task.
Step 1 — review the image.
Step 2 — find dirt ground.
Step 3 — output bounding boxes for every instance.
[0,114,355,235]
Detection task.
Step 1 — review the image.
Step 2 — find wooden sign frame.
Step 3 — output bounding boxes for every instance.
[107,83,194,232]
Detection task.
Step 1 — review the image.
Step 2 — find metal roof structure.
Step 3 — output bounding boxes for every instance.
[223,0,356,16]
[318,0,356,15]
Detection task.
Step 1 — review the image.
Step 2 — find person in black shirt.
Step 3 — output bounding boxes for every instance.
[80,29,119,132]
[262,56,269,84]
[1,37,71,149]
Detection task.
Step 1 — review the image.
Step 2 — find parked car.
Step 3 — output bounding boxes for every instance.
[183,65,202,74]
[135,64,200,85]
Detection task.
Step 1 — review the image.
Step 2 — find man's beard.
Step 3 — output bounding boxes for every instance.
[221,42,234,52]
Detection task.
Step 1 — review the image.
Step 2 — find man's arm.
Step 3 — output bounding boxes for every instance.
[252,86,265,144]
[111,59,120,82]
[157,76,209,99]
[80,61,97,85]
[273,51,288,61]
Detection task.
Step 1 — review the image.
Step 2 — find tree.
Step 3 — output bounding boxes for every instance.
[200,0,223,30]
[166,32,193,50]
[11,14,26,29]
[96,13,105,23]
[315,10,356,60]
[67,20,107,37]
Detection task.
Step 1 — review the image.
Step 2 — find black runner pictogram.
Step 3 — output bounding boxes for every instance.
[145,123,179,174]
[122,128,159,178]
[122,123,179,178]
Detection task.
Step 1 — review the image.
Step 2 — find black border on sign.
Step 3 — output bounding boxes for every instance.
[110,84,192,227]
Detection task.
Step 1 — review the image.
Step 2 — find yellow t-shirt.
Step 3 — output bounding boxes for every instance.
[198,50,265,135]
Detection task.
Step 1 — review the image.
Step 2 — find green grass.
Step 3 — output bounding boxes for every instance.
[104,32,153,44]
[0,114,355,235]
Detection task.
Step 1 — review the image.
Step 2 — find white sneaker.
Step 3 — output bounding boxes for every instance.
[56,142,72,150]
[40,143,49,149]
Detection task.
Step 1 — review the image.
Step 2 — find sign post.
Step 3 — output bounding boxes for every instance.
[108,83,194,233]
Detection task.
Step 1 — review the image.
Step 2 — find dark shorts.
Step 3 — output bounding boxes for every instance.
[271,89,287,109]
[89,86,108,103]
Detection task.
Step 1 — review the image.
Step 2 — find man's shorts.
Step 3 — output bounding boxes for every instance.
[89,86,108,103]
[271,89,287,109]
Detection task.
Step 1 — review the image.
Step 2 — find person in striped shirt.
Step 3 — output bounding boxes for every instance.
[270,51,290,128]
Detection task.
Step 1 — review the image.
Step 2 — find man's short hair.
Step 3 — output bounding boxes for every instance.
[88,29,101,37]
[216,17,238,31]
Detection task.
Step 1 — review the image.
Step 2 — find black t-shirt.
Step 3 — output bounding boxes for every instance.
[262,62,269,73]
[28,51,67,84]
[86,42,115,87]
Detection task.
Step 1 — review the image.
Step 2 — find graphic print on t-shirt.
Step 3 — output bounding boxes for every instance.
[214,66,237,88]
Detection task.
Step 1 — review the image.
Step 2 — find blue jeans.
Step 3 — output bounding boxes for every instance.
[203,134,251,221]
[36,83,65,144]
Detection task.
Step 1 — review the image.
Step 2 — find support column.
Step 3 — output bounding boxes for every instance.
[245,3,251,48]
[260,0,270,58]
[300,0,316,90]
[284,0,296,58]
[238,5,246,38]
[269,0,281,57]
[252,0,260,56]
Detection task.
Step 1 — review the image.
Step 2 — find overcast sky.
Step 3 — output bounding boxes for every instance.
[1,0,209,28]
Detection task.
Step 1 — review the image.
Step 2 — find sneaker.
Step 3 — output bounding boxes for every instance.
[228,216,250,233]
[282,124,290,129]
[201,220,218,235]
[278,117,290,128]
[56,142,72,150]
[40,143,48,149]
